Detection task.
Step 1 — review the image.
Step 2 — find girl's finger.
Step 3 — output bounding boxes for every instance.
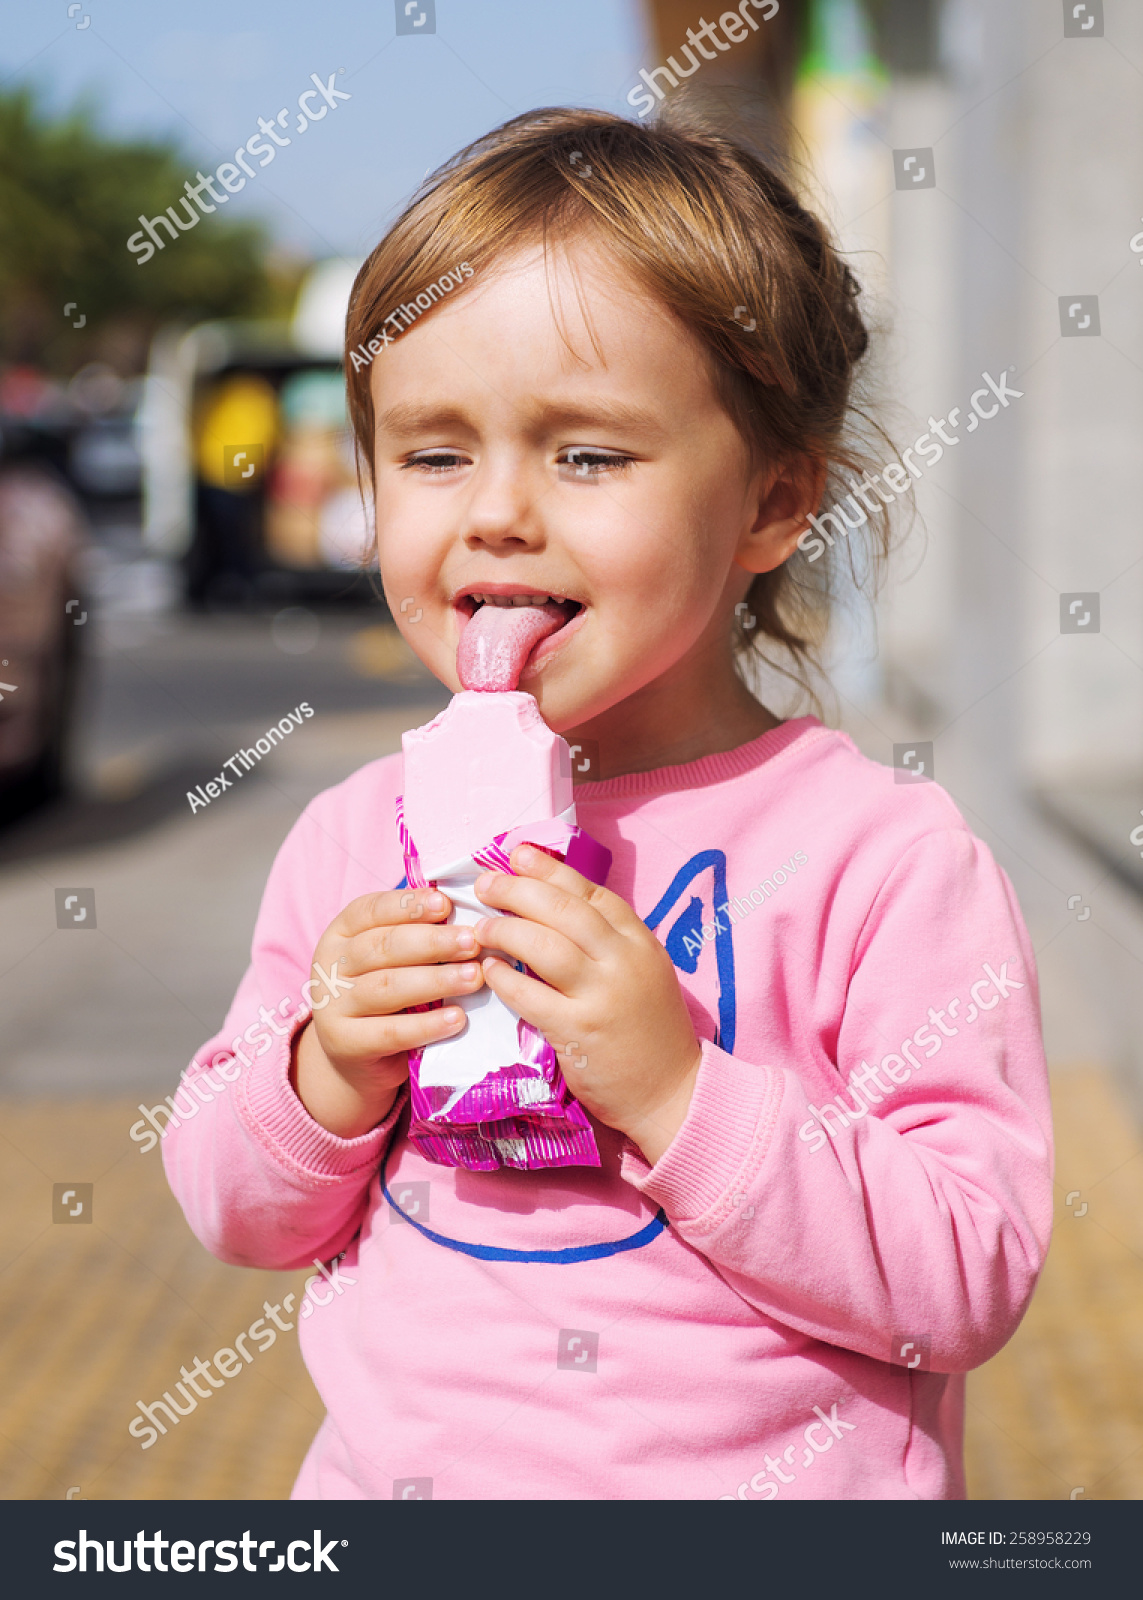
[332,887,450,940]
[473,913,585,995]
[342,918,477,977]
[352,1005,470,1058]
[474,865,615,959]
[343,961,484,1017]
[480,955,568,1038]
[511,845,635,931]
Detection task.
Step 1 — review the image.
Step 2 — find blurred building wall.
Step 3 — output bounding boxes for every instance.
[639,0,1143,1106]
[641,0,1143,792]
[876,0,1143,792]
[1015,4,1143,791]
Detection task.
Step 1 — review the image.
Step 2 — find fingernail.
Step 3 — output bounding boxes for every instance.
[514,845,535,868]
[474,872,494,894]
[441,1008,465,1032]
[458,963,479,981]
[426,891,446,910]
[455,927,475,951]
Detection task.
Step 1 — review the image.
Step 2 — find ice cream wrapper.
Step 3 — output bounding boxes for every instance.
[395,797,612,1172]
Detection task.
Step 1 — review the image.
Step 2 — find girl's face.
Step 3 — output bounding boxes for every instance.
[370,238,799,741]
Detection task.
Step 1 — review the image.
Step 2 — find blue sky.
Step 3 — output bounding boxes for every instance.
[2,0,651,260]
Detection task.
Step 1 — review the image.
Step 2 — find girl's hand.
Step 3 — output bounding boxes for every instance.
[292,887,484,1139]
[474,846,703,1165]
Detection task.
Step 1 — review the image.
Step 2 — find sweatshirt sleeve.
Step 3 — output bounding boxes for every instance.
[619,828,1054,1372]
[161,785,406,1272]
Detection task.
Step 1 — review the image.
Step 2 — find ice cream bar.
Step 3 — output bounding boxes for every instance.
[396,597,607,1171]
[401,691,573,880]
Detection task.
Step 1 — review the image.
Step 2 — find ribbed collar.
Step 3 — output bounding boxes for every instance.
[572,714,827,800]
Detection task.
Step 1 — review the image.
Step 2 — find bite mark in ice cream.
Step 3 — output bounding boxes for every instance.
[457,599,572,692]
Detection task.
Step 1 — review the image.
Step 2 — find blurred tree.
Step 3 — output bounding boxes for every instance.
[0,85,280,371]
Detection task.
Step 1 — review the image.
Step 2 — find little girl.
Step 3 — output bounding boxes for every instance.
[163,107,1052,1500]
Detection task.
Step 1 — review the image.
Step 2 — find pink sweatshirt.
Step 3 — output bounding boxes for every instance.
[161,716,1052,1500]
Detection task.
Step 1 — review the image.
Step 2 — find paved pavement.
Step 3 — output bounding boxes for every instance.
[0,1095,320,1501]
[3,1064,1140,1501]
[966,1066,1143,1500]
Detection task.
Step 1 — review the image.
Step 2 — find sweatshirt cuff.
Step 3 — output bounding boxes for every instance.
[239,1012,407,1181]
[619,1039,783,1228]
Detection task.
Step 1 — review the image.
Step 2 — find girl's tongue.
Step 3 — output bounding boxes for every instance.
[457,600,570,692]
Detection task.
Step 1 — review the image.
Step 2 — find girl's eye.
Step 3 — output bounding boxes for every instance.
[559,449,633,478]
[402,451,469,474]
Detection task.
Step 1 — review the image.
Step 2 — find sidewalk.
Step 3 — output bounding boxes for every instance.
[966,1065,1143,1500]
[0,1096,318,1500]
[2,1058,1141,1500]
[2,697,1141,1498]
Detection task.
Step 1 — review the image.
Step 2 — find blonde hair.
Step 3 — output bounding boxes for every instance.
[345,106,891,695]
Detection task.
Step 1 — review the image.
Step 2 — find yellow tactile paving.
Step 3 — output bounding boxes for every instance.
[965,1066,1143,1500]
[1,1067,1141,1500]
[0,1101,320,1501]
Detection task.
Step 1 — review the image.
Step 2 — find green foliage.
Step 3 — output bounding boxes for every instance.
[0,84,273,360]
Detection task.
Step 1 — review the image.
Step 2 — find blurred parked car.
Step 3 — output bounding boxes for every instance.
[0,362,142,507]
[66,365,143,501]
[0,464,85,818]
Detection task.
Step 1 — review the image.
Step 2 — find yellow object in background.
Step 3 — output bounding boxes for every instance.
[195,374,279,492]
[264,369,359,568]
[347,624,426,681]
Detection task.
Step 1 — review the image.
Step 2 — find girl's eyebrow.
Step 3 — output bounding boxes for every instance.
[375,402,470,437]
[532,400,667,441]
[375,397,668,442]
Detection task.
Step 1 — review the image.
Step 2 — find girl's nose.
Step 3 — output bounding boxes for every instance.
[459,458,545,552]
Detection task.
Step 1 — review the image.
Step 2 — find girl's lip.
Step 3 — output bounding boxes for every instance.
[452,585,584,612]
[517,602,587,679]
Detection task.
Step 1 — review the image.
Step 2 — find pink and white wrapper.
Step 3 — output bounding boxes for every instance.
[395,798,612,1172]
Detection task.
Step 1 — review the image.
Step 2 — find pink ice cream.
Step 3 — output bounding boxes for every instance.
[401,690,572,874]
[393,597,605,1172]
[457,601,568,692]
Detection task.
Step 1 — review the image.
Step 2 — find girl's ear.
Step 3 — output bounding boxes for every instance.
[734,456,828,576]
